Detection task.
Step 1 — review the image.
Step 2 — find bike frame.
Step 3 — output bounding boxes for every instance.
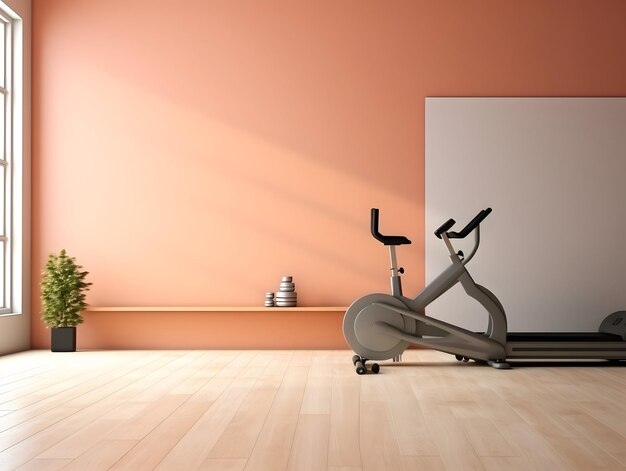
[383,228,508,349]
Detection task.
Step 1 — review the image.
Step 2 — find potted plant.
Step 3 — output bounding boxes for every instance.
[41,249,92,352]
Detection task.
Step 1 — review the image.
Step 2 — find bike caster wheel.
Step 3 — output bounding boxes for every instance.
[352,355,368,365]
[352,355,379,375]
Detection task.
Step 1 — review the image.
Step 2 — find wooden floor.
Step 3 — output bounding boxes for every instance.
[0,350,625,471]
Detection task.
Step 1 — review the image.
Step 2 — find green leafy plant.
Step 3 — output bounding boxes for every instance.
[41,250,92,328]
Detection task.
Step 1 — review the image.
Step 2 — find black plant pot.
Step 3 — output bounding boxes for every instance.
[51,327,76,352]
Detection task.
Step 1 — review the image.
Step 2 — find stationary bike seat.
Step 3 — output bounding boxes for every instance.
[371,209,412,245]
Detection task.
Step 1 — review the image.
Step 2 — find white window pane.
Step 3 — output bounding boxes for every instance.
[0,241,4,308]
[0,21,4,88]
[0,93,4,159]
[0,163,4,236]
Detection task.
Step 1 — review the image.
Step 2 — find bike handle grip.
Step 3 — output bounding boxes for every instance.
[446,208,492,239]
[435,219,456,239]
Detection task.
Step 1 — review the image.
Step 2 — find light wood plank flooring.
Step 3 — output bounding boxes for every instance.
[0,350,625,470]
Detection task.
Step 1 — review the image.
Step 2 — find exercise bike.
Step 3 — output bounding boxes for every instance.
[343,208,626,374]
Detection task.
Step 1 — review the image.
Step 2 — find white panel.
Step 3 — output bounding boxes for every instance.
[425,98,626,333]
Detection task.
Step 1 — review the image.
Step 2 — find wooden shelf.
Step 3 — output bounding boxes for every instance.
[84,306,347,312]
[78,306,349,349]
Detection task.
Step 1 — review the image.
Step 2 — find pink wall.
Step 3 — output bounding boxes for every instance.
[32,0,626,348]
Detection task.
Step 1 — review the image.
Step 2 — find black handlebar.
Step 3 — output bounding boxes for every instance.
[434,219,456,239]
[445,208,492,239]
[371,208,412,246]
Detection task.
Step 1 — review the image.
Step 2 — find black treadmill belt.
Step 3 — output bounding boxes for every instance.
[506,332,623,343]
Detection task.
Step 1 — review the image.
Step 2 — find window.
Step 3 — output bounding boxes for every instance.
[0,2,19,315]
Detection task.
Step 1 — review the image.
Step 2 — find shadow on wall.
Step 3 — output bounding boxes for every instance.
[33,0,426,313]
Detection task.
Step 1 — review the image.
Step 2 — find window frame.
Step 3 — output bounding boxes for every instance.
[0,3,18,316]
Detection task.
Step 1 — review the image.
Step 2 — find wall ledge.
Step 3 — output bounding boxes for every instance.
[84,306,347,312]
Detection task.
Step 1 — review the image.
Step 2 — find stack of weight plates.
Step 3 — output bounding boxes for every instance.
[265,292,275,307]
[275,276,297,307]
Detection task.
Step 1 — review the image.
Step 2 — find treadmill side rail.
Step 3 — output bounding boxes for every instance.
[506,341,626,360]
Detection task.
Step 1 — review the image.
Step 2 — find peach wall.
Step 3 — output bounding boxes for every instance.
[32,0,626,349]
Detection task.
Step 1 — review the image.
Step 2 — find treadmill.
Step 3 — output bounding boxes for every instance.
[505,312,626,360]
